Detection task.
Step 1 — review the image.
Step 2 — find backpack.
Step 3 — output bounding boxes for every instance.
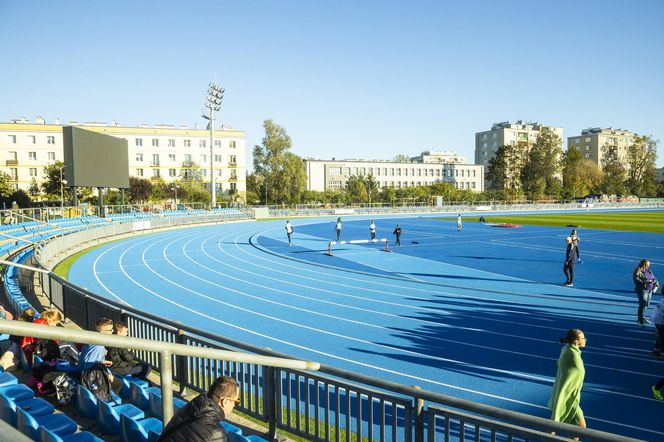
[52,373,77,406]
[81,363,113,402]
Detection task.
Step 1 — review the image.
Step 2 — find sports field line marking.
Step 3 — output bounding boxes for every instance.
[107,233,662,437]
[92,242,134,306]
[238,231,647,340]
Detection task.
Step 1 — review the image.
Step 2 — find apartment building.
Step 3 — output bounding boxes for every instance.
[567,127,636,168]
[304,152,484,193]
[475,120,564,168]
[0,117,246,199]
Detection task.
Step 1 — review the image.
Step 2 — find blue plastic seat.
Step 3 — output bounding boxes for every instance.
[227,433,270,442]
[0,393,54,426]
[39,426,105,442]
[16,407,77,440]
[0,371,18,387]
[75,385,98,419]
[119,414,162,442]
[221,420,243,435]
[130,383,161,410]
[119,376,149,399]
[147,391,187,419]
[96,399,144,435]
[0,383,35,402]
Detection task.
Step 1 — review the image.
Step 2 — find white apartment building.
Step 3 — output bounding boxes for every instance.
[410,150,467,164]
[475,120,564,168]
[0,117,246,200]
[304,153,484,193]
[567,127,636,168]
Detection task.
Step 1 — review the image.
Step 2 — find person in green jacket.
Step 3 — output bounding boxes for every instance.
[548,329,587,431]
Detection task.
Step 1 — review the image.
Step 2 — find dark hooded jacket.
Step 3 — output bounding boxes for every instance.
[158,394,227,442]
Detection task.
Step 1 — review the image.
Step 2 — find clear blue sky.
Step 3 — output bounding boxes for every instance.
[1,1,663,167]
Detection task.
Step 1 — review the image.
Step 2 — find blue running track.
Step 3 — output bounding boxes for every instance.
[68,213,664,440]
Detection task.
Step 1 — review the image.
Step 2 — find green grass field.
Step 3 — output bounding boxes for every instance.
[436,210,664,233]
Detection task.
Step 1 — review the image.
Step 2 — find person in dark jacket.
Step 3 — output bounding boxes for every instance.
[563,236,577,287]
[158,375,240,442]
[393,225,401,246]
[633,258,659,326]
[106,321,151,378]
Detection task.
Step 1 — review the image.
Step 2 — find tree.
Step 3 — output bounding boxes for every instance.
[521,132,563,199]
[486,144,527,199]
[128,177,153,204]
[41,161,68,199]
[600,161,626,195]
[253,119,306,205]
[625,135,658,196]
[0,171,14,199]
[28,179,41,199]
[346,175,369,202]
[393,154,411,163]
[365,174,379,204]
[562,147,603,199]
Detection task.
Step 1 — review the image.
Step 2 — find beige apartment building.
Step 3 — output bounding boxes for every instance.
[304,151,484,193]
[475,121,564,168]
[567,127,636,168]
[0,117,246,200]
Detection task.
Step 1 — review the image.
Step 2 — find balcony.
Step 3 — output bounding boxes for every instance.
[227,162,237,168]
[150,176,162,181]
[5,160,18,166]
[229,175,238,182]
[150,161,160,167]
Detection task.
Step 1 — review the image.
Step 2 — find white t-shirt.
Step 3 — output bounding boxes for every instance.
[285,223,293,234]
[370,223,376,232]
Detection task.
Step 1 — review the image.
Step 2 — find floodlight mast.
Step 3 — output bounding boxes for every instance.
[203,82,224,208]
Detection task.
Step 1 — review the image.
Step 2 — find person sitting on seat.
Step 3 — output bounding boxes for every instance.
[106,321,151,379]
[159,376,240,441]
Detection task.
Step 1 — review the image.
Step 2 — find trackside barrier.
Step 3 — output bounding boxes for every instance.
[28,216,643,441]
[0,320,319,426]
[326,238,390,256]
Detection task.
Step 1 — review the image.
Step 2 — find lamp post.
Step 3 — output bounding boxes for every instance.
[203,82,224,209]
[59,166,67,211]
[171,185,179,208]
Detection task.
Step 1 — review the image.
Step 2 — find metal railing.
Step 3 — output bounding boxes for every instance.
[20,212,644,441]
[0,320,318,425]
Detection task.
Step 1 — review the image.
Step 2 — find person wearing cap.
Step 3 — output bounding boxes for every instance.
[563,236,578,287]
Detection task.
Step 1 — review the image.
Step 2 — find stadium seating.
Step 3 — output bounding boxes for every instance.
[130,383,161,410]
[119,413,162,442]
[147,391,187,419]
[0,393,54,426]
[16,407,77,440]
[39,426,104,442]
[95,399,144,435]
[0,371,18,387]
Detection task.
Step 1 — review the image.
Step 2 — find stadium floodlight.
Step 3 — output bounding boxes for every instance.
[59,166,67,211]
[203,82,225,208]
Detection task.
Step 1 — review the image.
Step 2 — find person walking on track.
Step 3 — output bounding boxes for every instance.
[369,220,376,240]
[285,220,294,246]
[393,225,401,246]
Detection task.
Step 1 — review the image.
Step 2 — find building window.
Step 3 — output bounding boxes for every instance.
[199,140,206,148]
[29,135,36,144]
[389,168,394,175]
[168,154,176,162]
[8,135,16,143]
[152,139,159,147]
[229,141,236,148]
[584,153,590,159]
[136,168,144,176]
[168,139,175,147]
[169,169,177,177]
[472,182,476,189]
[8,151,17,160]
[184,154,192,163]
[184,139,191,148]
[396,169,401,176]
[200,154,207,163]
[404,168,408,176]
[215,140,221,148]
[28,152,37,160]
[585,146,590,151]
[9,168,18,179]
[329,181,342,190]
[214,155,222,163]
[29,168,37,177]
[152,169,160,177]
[47,136,55,144]
[136,153,143,162]
[152,154,160,166]
[329,167,341,175]
[201,169,207,177]
[48,152,56,161]
[216,169,222,177]
[136,138,143,146]
[585,137,591,142]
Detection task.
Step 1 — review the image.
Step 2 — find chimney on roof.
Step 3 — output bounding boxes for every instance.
[36,116,45,124]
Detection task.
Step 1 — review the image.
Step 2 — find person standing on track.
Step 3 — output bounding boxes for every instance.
[285,220,294,246]
[369,220,376,240]
[563,236,577,287]
[393,224,401,246]
[335,217,342,242]
[633,258,659,326]
[549,329,587,433]
[456,214,462,231]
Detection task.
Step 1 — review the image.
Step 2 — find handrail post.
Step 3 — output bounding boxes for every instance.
[161,350,174,424]
[176,329,188,394]
[264,365,277,439]
[413,386,424,442]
